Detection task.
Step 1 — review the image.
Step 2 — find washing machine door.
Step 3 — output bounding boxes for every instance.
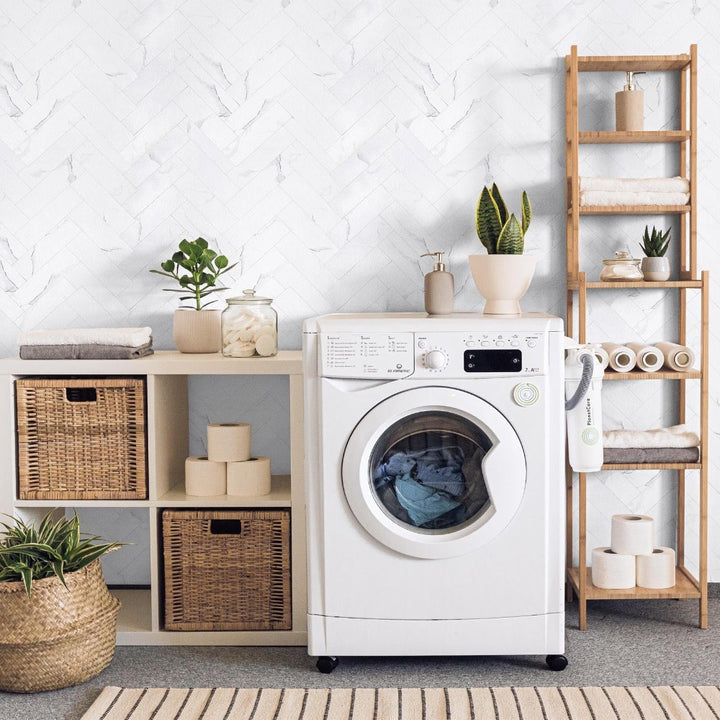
[342,386,526,559]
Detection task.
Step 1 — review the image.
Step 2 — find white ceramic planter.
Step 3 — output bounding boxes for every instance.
[468,254,537,315]
[173,309,222,353]
[641,256,670,282]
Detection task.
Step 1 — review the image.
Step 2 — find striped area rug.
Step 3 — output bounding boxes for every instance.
[81,686,720,720]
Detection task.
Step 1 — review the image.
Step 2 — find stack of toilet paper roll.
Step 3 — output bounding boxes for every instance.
[595,341,695,373]
[591,514,676,590]
[184,422,272,497]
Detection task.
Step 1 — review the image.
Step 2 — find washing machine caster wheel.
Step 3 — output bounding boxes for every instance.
[316,656,340,674]
[545,654,568,671]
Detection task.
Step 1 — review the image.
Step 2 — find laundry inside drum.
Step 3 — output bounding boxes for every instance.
[369,411,492,532]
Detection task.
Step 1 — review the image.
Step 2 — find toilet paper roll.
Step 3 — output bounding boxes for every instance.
[625,342,664,372]
[611,514,654,555]
[589,344,610,371]
[601,342,637,372]
[185,456,226,496]
[636,547,676,589]
[207,422,251,462]
[655,341,696,372]
[227,456,272,496]
[591,547,636,589]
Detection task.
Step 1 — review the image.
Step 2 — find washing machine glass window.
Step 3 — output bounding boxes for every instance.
[369,411,492,532]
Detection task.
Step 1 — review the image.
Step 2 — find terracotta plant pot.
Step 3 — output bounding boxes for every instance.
[173,309,222,353]
[641,256,670,282]
[468,254,537,315]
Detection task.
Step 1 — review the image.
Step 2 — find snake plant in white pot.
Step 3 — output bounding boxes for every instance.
[469,184,535,315]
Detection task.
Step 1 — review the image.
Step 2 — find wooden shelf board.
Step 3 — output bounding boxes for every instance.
[575,55,691,72]
[603,369,701,380]
[157,475,291,507]
[571,205,690,215]
[0,350,304,377]
[568,279,703,289]
[578,130,690,144]
[118,630,308,647]
[600,462,702,471]
[567,566,701,600]
[14,498,152,508]
[112,588,153,634]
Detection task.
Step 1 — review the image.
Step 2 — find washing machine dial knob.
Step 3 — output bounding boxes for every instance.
[424,349,447,370]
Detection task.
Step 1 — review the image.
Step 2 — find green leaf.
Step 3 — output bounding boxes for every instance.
[490,183,508,227]
[172,250,186,264]
[160,259,176,273]
[521,190,532,234]
[496,214,525,254]
[194,237,209,249]
[215,255,229,269]
[475,186,502,254]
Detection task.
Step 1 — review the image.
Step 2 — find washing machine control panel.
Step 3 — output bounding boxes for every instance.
[321,332,415,377]
[415,332,546,377]
[320,331,547,378]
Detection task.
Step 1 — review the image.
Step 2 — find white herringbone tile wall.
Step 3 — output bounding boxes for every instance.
[2,0,719,582]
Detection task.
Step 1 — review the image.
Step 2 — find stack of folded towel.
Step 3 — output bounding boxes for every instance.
[18,327,154,360]
[603,424,700,464]
[579,176,690,206]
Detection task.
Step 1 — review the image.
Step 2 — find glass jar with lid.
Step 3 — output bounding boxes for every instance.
[222,290,278,357]
[600,250,643,282]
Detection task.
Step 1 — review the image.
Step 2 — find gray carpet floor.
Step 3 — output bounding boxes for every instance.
[1,598,718,720]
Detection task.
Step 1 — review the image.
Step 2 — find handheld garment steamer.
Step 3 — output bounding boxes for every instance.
[565,344,604,472]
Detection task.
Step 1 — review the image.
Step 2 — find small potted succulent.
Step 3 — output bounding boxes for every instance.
[639,225,671,281]
[469,183,536,314]
[151,237,237,353]
[0,511,121,692]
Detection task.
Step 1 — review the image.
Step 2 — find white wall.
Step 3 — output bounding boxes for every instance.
[1,0,718,581]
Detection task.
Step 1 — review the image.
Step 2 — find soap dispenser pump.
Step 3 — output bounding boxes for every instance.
[615,70,645,131]
[421,252,454,315]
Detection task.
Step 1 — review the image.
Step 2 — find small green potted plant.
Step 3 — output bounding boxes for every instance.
[151,237,237,353]
[0,511,121,692]
[639,225,671,281]
[469,183,536,314]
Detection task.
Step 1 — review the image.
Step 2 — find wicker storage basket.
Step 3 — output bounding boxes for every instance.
[15,377,147,500]
[0,560,121,693]
[162,509,291,631]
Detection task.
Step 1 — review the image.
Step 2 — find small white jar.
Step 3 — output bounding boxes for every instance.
[222,290,278,357]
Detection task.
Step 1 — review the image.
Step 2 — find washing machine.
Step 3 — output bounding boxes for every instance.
[303,312,567,672]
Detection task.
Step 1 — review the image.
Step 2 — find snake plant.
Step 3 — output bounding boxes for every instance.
[0,511,120,596]
[640,225,671,257]
[475,184,532,254]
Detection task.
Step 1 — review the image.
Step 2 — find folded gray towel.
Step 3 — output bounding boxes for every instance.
[604,447,700,464]
[19,342,154,360]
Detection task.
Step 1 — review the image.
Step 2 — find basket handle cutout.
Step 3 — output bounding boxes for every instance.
[210,519,243,535]
[65,387,97,403]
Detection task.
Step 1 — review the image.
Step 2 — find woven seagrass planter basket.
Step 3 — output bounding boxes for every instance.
[0,559,120,693]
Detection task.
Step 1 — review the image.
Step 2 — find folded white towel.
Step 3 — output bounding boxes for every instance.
[580,190,690,206]
[580,176,690,193]
[603,424,700,449]
[17,327,153,348]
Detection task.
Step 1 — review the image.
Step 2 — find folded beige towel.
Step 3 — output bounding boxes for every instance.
[580,190,690,206]
[17,327,152,348]
[603,424,700,449]
[580,176,690,193]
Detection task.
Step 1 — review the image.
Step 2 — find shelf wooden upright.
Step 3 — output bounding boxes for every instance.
[564,46,708,630]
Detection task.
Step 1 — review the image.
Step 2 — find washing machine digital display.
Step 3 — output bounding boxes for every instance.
[464,349,522,373]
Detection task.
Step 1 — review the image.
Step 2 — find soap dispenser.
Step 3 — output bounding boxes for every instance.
[615,70,645,131]
[421,252,454,315]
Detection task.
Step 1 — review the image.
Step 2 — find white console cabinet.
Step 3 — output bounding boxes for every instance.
[0,351,306,646]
